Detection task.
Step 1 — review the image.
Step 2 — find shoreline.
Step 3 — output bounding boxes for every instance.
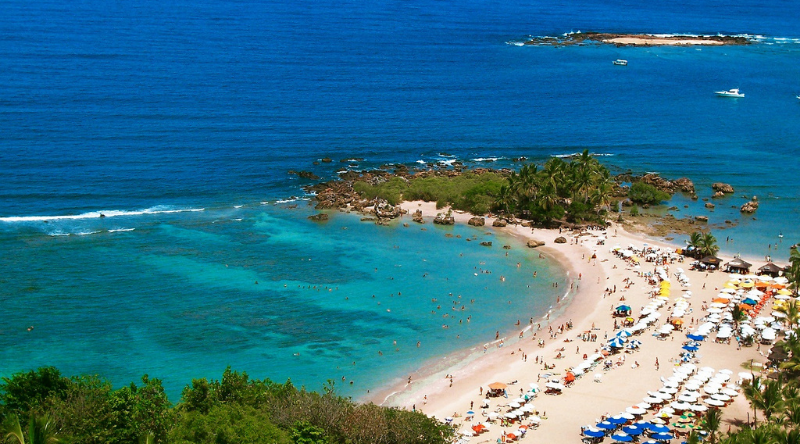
[361,200,774,444]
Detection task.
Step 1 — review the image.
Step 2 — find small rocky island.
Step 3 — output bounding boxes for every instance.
[523,32,751,47]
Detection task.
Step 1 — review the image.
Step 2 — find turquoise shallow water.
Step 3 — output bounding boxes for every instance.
[0,204,566,399]
[1,0,799,401]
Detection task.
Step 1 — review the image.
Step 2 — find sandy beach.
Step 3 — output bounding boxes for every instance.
[371,201,777,444]
[603,37,726,46]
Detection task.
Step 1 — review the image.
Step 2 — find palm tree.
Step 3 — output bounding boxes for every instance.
[775,300,800,330]
[744,375,763,425]
[788,246,800,296]
[1,414,62,444]
[688,232,703,258]
[698,232,720,258]
[703,407,723,444]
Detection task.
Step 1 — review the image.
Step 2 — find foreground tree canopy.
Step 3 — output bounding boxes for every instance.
[0,367,452,444]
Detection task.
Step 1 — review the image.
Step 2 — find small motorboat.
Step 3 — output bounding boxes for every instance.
[715,88,744,98]
[613,59,628,66]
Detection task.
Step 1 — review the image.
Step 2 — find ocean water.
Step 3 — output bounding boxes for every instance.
[1,0,799,400]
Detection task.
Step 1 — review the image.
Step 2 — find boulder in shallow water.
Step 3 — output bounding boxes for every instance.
[740,200,759,214]
[694,215,708,222]
[468,216,485,226]
[705,203,715,209]
[712,182,734,194]
[433,213,455,225]
[309,213,329,222]
[480,241,492,247]
[412,209,424,224]
[527,239,545,248]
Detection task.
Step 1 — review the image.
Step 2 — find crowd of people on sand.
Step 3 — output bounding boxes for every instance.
[427,223,789,444]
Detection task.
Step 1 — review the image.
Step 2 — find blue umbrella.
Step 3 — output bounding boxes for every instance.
[652,432,675,441]
[636,421,655,430]
[608,415,628,425]
[650,425,670,433]
[616,305,632,311]
[623,425,644,435]
[597,421,617,430]
[584,429,606,438]
[743,298,758,306]
[686,334,704,341]
[613,433,634,442]
[609,338,626,348]
[617,330,633,337]
[682,345,699,352]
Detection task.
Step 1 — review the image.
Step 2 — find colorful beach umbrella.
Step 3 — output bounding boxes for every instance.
[584,429,605,438]
[613,432,634,442]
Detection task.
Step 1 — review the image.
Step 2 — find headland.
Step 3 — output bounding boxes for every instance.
[523,32,752,47]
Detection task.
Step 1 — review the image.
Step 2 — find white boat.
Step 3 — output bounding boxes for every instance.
[613,59,628,66]
[715,88,744,98]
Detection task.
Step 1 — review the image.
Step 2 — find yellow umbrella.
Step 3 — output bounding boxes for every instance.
[724,282,739,289]
[778,289,792,296]
[741,282,755,288]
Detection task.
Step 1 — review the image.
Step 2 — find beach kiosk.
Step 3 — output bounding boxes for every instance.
[724,258,752,274]
[758,262,783,277]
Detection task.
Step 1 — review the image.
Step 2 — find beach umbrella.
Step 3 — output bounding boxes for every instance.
[511,397,525,403]
[721,388,738,397]
[613,432,634,442]
[617,329,633,337]
[608,415,628,425]
[487,412,499,419]
[504,412,518,418]
[623,425,645,435]
[529,415,541,423]
[597,421,617,430]
[626,406,647,415]
[711,394,731,402]
[466,410,475,416]
[508,402,521,408]
[652,432,675,441]
[584,429,605,438]
[545,382,565,390]
[488,382,507,390]
[645,396,663,404]
[689,404,708,412]
[704,399,725,407]
[616,305,632,311]
[686,333,704,341]
[620,412,636,420]
[682,345,699,352]
[609,338,626,348]
[649,424,671,434]
[529,382,539,390]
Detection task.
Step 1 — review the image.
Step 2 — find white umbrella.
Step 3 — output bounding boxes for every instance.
[738,372,754,380]
[626,406,647,415]
[659,386,678,395]
[545,382,565,390]
[644,396,663,404]
[529,383,540,390]
[511,397,526,403]
[711,393,731,402]
[705,399,725,407]
[678,394,698,403]
[704,386,721,395]
[619,412,636,420]
[487,412,499,419]
[721,388,739,397]
[671,401,693,410]
[504,412,518,418]
[529,415,541,423]
[689,404,708,412]
[509,402,521,408]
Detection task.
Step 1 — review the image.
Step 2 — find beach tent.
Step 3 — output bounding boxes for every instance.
[725,258,752,274]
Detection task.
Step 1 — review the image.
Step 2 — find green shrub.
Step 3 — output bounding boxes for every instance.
[628,182,670,205]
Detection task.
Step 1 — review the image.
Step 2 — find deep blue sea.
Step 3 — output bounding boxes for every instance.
[1,0,799,401]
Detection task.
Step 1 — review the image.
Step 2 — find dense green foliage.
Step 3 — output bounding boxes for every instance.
[0,367,451,444]
[354,171,506,214]
[497,150,614,225]
[627,182,671,205]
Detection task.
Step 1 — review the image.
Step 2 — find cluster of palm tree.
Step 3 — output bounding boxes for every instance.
[787,246,800,297]
[687,231,721,258]
[495,150,614,225]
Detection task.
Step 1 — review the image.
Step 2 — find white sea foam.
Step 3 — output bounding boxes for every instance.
[234,205,243,209]
[0,207,204,223]
[416,159,427,164]
[50,230,102,237]
[108,228,135,233]
[472,157,502,162]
